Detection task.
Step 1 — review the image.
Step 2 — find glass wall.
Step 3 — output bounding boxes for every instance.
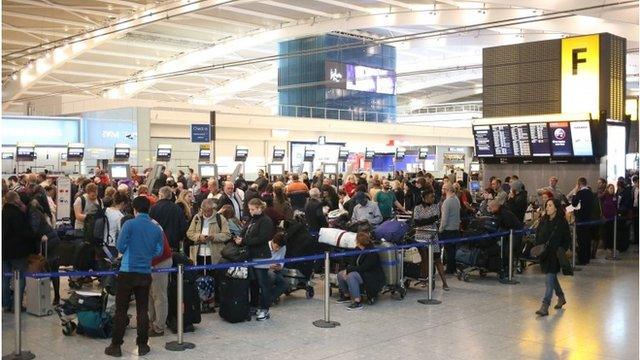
[278,34,396,122]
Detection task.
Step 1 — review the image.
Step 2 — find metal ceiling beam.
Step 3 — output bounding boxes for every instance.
[312,0,371,13]
[3,11,92,28]
[219,5,295,22]
[260,1,335,17]
[183,13,258,28]
[376,0,414,10]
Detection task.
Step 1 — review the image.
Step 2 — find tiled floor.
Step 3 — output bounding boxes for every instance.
[3,247,638,360]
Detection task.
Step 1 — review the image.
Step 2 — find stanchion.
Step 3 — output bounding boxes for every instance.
[500,230,518,285]
[3,271,35,360]
[166,265,195,351]
[313,252,340,328]
[571,223,582,271]
[606,214,620,261]
[418,242,441,305]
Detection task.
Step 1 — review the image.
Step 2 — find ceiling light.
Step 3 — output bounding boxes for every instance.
[64,26,69,32]
[136,59,141,65]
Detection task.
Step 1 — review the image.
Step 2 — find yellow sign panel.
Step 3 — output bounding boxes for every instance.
[561,34,600,117]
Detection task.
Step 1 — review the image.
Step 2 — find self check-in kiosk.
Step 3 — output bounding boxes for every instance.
[114,144,131,162]
[198,164,218,180]
[156,144,172,162]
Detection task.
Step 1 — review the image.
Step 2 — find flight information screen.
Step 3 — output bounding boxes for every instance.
[510,124,531,156]
[491,124,514,156]
[473,125,494,157]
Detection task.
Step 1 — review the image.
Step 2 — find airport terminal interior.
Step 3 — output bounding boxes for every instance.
[0,0,639,359]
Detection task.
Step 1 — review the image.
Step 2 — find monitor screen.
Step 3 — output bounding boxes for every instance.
[303,149,315,162]
[470,180,481,192]
[325,61,396,95]
[273,148,285,161]
[268,163,284,176]
[365,150,375,160]
[395,148,406,160]
[548,122,573,156]
[199,164,217,178]
[156,147,171,161]
[199,148,211,161]
[2,152,14,160]
[529,122,551,156]
[109,164,129,179]
[418,147,430,160]
[607,125,626,183]
[235,148,248,161]
[491,124,514,156]
[473,125,494,157]
[114,147,130,160]
[510,124,532,156]
[338,148,349,161]
[470,163,480,172]
[16,147,35,161]
[323,164,338,174]
[569,121,593,156]
[67,147,84,161]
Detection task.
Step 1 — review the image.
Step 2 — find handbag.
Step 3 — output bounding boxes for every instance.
[404,247,422,264]
[221,242,249,262]
[530,223,558,259]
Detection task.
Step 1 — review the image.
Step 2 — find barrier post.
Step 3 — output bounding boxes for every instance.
[501,230,518,285]
[2,270,35,360]
[418,242,441,305]
[165,265,195,351]
[606,214,620,261]
[571,223,582,271]
[313,251,340,328]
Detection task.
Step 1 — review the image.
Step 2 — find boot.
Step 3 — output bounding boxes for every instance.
[535,303,549,316]
[554,296,566,309]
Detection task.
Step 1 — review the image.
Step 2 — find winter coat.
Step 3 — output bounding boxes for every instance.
[535,215,571,274]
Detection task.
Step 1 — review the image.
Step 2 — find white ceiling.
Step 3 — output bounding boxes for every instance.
[2,0,638,114]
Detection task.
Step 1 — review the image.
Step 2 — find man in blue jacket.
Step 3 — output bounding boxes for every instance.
[105,196,163,357]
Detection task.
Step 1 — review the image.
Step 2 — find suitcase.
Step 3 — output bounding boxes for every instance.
[26,243,53,316]
[218,275,251,323]
[373,220,410,243]
[57,239,81,267]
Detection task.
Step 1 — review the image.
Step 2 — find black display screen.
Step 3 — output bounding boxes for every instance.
[273,149,285,161]
[235,148,248,161]
[549,122,573,156]
[157,148,171,161]
[491,124,513,156]
[529,123,551,156]
[67,148,84,161]
[114,148,130,160]
[510,124,531,156]
[473,125,494,157]
[303,149,315,162]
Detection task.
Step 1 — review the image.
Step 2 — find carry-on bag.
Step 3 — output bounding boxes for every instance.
[26,242,53,316]
[218,275,251,323]
[373,220,409,243]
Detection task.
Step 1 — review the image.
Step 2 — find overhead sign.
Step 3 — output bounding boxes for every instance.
[561,34,600,117]
[191,124,211,143]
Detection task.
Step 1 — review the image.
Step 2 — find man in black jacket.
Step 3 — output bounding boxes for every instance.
[149,186,187,251]
[218,181,244,220]
[506,180,528,223]
[151,166,167,195]
[305,188,328,235]
[570,177,594,265]
[488,199,524,280]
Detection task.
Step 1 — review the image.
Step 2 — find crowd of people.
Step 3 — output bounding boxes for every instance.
[1,165,639,355]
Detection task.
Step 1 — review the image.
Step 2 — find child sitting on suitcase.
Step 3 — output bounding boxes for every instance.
[336,232,385,310]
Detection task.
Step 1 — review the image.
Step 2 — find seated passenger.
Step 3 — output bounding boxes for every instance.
[412,191,449,290]
[267,233,288,305]
[336,232,385,310]
[351,192,383,226]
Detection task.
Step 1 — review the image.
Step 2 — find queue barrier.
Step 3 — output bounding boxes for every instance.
[1,216,624,359]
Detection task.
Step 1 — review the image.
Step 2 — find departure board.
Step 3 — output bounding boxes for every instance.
[491,124,513,156]
[529,123,551,156]
[473,125,494,157]
[549,122,573,156]
[510,124,531,156]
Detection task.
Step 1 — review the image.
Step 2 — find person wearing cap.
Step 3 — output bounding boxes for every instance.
[506,179,528,223]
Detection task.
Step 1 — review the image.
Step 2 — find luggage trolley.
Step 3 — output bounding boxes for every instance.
[405,226,439,289]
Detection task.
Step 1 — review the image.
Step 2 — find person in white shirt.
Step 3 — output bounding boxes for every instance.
[104,193,126,251]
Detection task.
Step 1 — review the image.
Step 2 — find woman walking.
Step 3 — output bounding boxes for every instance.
[534,199,571,316]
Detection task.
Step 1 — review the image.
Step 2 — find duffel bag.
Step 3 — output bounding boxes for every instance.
[373,220,409,243]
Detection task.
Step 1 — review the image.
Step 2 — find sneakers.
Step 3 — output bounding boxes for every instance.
[104,345,122,357]
[256,309,270,321]
[138,344,150,356]
[336,295,351,304]
[347,302,364,311]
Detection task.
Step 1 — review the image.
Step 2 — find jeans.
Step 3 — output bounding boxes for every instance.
[111,272,152,347]
[268,270,288,303]
[337,270,363,300]
[149,258,172,333]
[252,268,271,310]
[2,258,28,310]
[440,230,460,274]
[542,273,564,305]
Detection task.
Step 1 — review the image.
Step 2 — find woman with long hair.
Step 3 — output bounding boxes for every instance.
[534,199,571,316]
[272,181,293,220]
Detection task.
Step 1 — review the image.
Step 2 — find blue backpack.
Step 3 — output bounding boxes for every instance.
[373,220,410,243]
[76,310,112,338]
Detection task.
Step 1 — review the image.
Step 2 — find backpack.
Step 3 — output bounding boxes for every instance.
[82,196,107,246]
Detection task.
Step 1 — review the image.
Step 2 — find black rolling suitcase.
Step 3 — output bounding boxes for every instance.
[167,253,201,333]
[218,275,251,323]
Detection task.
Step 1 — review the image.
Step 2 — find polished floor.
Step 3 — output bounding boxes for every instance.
[2,247,638,360]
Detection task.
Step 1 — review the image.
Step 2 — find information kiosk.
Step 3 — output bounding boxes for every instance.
[108,163,130,180]
[198,163,218,180]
